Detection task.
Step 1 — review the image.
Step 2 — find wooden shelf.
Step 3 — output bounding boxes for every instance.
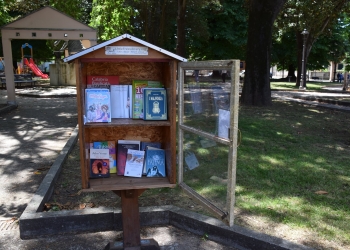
[84,118,171,127]
[86,175,176,192]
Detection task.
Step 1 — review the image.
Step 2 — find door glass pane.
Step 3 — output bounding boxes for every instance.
[183,69,232,139]
[182,131,229,211]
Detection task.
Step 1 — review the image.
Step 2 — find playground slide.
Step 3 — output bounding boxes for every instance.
[23,58,49,79]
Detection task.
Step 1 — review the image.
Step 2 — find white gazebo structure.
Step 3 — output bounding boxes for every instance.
[1,6,97,105]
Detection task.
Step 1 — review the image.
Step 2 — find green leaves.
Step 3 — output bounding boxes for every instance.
[90,0,134,41]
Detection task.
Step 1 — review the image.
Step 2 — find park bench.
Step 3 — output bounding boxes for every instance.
[1,74,37,88]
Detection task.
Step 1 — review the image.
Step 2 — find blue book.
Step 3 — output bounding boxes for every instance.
[140,141,161,151]
[85,88,111,123]
[144,147,166,177]
[143,88,167,120]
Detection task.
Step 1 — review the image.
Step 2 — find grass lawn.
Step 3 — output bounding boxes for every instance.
[234,101,350,249]
[271,80,340,90]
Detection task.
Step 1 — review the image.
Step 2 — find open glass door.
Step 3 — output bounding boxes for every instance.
[177,60,240,226]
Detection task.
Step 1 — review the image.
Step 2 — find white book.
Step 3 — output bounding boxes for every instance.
[90,148,109,159]
[110,85,132,118]
[124,149,145,177]
[218,108,230,139]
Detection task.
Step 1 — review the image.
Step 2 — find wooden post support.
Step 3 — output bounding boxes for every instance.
[105,190,160,250]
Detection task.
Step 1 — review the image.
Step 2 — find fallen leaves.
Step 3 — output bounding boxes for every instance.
[44,201,95,211]
[315,190,328,195]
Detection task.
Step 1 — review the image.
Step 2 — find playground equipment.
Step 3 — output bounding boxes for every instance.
[20,43,49,79]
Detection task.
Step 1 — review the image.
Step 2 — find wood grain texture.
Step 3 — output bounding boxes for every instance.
[86,62,163,84]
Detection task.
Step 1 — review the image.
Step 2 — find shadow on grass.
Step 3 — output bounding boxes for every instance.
[234,100,350,245]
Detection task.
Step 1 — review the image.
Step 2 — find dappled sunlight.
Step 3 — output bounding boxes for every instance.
[57,112,76,117]
[337,175,350,182]
[308,108,323,113]
[241,136,265,144]
[0,94,78,218]
[259,155,285,166]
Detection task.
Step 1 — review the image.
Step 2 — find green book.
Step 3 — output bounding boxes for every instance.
[131,80,163,119]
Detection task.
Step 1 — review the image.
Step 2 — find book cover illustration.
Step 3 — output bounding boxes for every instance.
[117,140,140,175]
[87,76,119,89]
[132,80,163,119]
[85,88,111,123]
[90,148,110,178]
[144,147,166,177]
[124,149,145,177]
[110,85,132,118]
[143,88,167,120]
[93,141,117,174]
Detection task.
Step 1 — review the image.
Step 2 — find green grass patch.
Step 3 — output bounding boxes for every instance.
[270,81,340,91]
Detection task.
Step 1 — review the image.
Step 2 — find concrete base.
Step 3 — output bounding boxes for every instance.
[105,239,160,250]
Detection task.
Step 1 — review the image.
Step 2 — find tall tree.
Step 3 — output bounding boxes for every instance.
[89,0,134,41]
[241,0,286,106]
[176,0,187,57]
[189,0,248,60]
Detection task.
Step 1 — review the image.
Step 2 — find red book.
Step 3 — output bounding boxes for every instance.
[117,140,140,175]
[87,76,119,89]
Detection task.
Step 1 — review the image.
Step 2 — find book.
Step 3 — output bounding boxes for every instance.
[117,140,140,175]
[144,147,166,177]
[124,149,145,177]
[90,148,110,178]
[110,85,132,118]
[143,88,167,120]
[131,80,163,119]
[87,75,119,89]
[85,88,111,123]
[140,141,161,151]
[141,142,162,175]
[93,141,117,174]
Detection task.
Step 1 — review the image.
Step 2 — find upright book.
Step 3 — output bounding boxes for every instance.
[110,85,132,118]
[124,149,145,177]
[144,147,166,177]
[143,88,167,120]
[141,142,162,174]
[90,148,110,178]
[87,76,119,89]
[117,140,140,175]
[93,141,117,174]
[131,80,163,119]
[85,88,111,123]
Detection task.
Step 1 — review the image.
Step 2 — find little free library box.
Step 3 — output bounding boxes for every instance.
[63,34,187,249]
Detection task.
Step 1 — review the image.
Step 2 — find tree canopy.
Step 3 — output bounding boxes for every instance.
[0,0,350,105]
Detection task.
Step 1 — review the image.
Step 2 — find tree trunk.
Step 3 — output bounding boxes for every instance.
[176,0,186,57]
[287,64,296,77]
[241,0,286,106]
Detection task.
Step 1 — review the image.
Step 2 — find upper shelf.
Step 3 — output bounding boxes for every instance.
[84,119,171,127]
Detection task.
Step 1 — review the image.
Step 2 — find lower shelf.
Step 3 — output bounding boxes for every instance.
[86,174,176,191]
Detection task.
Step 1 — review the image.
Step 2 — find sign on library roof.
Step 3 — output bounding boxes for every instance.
[63,33,187,62]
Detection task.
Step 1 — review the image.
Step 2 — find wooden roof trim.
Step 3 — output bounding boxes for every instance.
[63,34,187,63]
